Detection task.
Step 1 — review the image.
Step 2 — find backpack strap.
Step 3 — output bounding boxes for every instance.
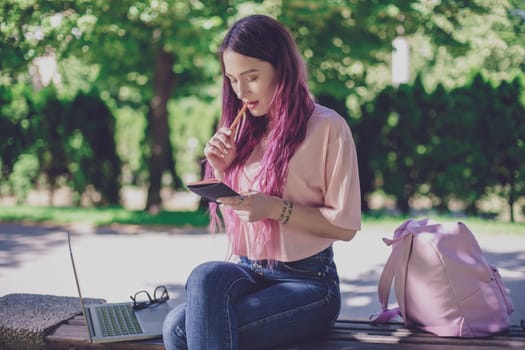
[370,230,414,324]
[490,265,515,315]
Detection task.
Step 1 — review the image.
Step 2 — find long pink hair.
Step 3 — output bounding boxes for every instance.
[206,15,315,259]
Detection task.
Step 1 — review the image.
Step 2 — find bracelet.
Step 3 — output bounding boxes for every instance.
[278,200,293,224]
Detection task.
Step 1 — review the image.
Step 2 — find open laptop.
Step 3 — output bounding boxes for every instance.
[67,231,177,343]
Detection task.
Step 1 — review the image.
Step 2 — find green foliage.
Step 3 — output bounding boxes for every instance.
[411,1,525,91]
[1,87,122,206]
[56,56,101,100]
[0,0,85,76]
[7,153,39,204]
[2,0,524,219]
[431,81,485,211]
[67,92,122,205]
[31,86,71,192]
[278,0,494,102]
[0,205,210,227]
[480,76,525,221]
[168,96,221,183]
[0,83,33,179]
[52,0,233,103]
[358,73,525,220]
[114,106,148,186]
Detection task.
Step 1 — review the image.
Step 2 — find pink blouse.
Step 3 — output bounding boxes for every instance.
[235,104,361,261]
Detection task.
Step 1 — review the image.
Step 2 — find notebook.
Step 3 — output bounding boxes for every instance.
[186,178,239,203]
[67,232,176,343]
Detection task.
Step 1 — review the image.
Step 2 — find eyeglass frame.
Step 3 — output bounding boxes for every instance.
[130,285,169,310]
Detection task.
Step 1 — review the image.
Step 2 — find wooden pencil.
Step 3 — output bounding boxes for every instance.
[229,103,248,131]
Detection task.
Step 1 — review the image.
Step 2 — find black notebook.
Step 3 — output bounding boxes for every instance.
[186,179,239,203]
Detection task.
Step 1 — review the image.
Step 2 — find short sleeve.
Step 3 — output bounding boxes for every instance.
[318,117,361,231]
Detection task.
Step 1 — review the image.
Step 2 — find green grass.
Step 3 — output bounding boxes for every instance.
[0,205,523,235]
[0,205,210,228]
[362,215,525,235]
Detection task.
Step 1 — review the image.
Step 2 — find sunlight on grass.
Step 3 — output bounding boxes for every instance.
[362,215,524,235]
[0,205,210,227]
[0,205,523,235]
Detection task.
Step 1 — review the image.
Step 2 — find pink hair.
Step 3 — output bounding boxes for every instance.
[205,15,315,259]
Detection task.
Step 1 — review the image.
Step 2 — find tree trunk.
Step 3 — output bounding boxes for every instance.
[508,179,516,223]
[145,48,176,214]
[398,183,414,215]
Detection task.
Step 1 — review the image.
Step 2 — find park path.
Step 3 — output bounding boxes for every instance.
[0,221,524,325]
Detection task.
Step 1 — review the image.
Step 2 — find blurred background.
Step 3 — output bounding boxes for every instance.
[1,0,524,223]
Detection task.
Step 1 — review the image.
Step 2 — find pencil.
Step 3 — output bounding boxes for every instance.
[229,103,248,131]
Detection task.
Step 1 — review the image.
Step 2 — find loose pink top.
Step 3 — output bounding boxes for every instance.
[235,104,361,261]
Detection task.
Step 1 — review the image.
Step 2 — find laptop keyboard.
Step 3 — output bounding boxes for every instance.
[96,304,143,337]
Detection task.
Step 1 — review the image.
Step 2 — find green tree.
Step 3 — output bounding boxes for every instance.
[0,84,32,180]
[427,76,491,214]
[31,87,71,204]
[278,0,491,101]
[59,1,235,212]
[354,93,389,213]
[410,0,525,91]
[377,79,430,214]
[3,0,522,215]
[1,0,234,212]
[481,77,525,222]
[67,92,122,206]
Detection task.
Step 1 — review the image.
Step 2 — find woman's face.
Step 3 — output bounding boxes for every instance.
[223,49,277,117]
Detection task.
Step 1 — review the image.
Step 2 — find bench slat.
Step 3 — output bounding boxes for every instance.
[44,317,525,350]
[327,320,525,346]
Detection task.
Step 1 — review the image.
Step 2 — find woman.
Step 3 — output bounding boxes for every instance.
[163,14,361,350]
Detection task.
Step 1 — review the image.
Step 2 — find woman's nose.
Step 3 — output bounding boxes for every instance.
[236,81,248,99]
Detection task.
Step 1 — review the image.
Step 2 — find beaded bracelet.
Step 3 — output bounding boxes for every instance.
[279,200,293,224]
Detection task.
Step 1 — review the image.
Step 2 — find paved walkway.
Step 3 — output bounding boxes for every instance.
[0,222,523,325]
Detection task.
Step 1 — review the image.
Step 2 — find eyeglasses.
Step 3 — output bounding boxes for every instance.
[130,285,169,310]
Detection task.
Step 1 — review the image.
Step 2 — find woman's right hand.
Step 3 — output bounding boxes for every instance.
[204,127,237,174]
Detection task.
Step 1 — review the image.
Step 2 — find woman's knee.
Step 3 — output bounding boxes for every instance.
[162,304,187,350]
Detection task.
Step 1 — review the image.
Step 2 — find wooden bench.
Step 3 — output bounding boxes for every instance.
[45,315,525,349]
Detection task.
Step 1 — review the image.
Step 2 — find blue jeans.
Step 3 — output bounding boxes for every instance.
[162,247,341,350]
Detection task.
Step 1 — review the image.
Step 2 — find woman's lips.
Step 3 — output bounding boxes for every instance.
[247,101,258,109]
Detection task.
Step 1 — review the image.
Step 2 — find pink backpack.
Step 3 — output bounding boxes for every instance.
[370,218,514,337]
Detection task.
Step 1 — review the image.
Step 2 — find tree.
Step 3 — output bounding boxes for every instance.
[1,0,235,212]
[481,77,525,222]
[31,87,71,204]
[60,1,237,213]
[278,0,491,101]
[0,84,31,180]
[3,0,521,215]
[388,79,432,214]
[67,92,122,206]
[427,76,491,214]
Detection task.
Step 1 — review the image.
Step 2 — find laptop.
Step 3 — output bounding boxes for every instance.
[67,231,177,343]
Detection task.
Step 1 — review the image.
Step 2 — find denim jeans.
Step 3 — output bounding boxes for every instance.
[162,246,341,350]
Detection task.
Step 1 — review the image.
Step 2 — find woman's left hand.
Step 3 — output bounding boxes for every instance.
[217,192,280,222]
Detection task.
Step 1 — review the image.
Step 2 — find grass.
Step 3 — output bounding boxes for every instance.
[0,205,523,235]
[362,215,525,235]
[0,205,210,228]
